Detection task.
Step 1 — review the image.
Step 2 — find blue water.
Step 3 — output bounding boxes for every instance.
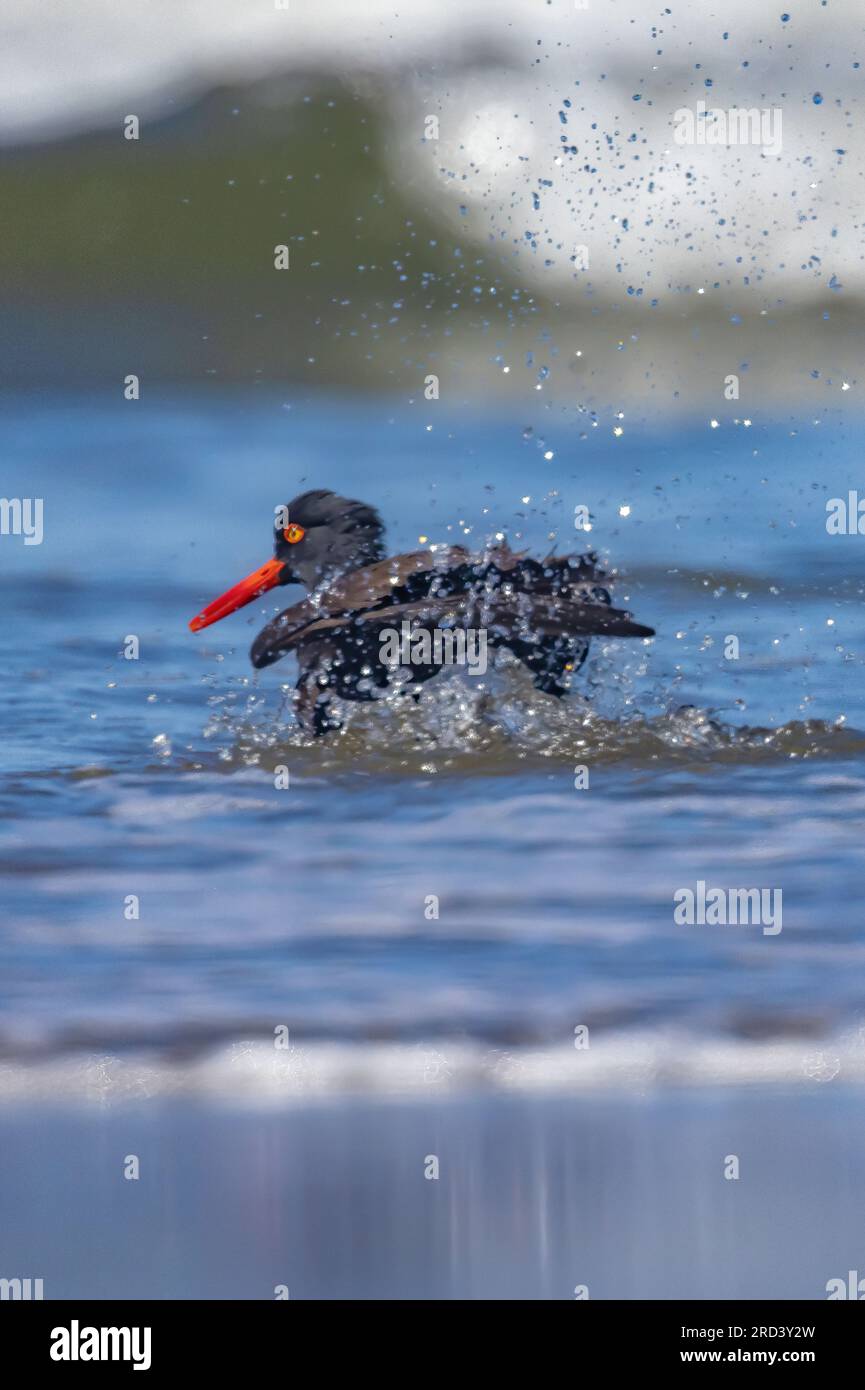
[2,392,865,1080]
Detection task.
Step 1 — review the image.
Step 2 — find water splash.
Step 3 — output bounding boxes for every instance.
[198,662,863,778]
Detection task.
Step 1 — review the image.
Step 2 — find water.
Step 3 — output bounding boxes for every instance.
[0,1090,861,1299]
[2,392,865,1093]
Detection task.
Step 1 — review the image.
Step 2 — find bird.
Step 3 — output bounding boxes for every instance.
[189,489,654,736]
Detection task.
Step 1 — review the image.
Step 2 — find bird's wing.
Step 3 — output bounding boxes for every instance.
[253,592,652,671]
[250,544,651,668]
[344,594,652,638]
[322,546,472,607]
[482,594,654,640]
[249,548,471,667]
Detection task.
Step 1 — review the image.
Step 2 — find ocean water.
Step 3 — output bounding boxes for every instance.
[2,392,865,1096]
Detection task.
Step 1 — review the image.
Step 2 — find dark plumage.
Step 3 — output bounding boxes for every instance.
[190,489,654,737]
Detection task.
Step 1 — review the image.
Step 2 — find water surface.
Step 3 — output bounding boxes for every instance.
[2,394,864,1090]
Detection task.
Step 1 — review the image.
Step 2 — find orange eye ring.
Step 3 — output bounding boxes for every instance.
[283,524,305,544]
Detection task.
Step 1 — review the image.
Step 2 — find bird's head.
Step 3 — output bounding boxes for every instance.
[189,490,385,632]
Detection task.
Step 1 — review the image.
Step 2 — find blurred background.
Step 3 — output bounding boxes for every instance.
[2,0,863,412]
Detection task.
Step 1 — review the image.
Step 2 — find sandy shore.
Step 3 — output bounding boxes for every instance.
[0,1086,860,1299]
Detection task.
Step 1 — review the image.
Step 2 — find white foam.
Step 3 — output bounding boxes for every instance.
[1,1029,863,1106]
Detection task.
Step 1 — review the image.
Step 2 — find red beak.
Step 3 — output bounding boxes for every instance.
[189,557,285,633]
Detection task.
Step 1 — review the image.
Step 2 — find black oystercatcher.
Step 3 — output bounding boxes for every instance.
[190,490,654,736]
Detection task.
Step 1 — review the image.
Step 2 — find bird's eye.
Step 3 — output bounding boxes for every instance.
[283,524,305,544]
